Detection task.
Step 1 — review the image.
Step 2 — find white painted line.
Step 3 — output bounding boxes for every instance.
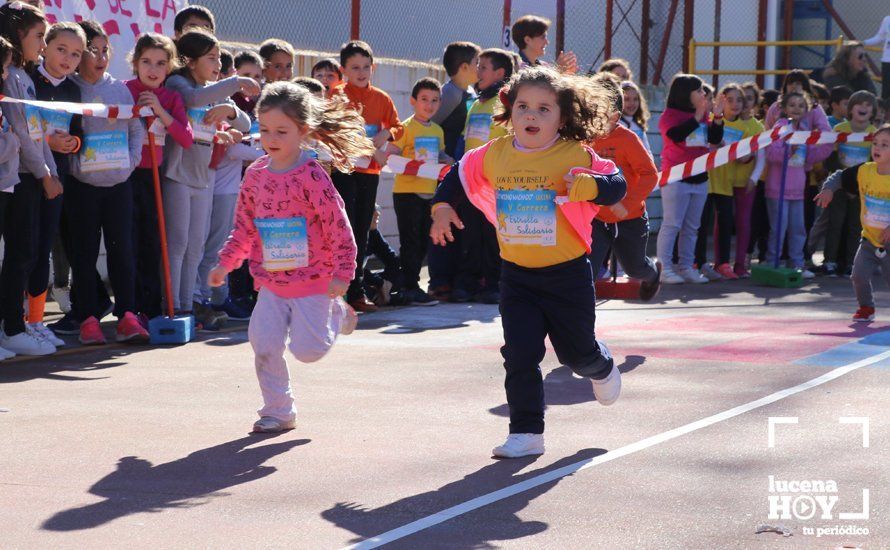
[343,349,890,549]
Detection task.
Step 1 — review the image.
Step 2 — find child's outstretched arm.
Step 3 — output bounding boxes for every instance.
[565,171,627,205]
[814,165,861,207]
[167,74,259,108]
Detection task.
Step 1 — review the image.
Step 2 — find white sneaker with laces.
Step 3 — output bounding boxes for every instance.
[28,322,65,347]
[796,267,816,280]
[660,267,685,284]
[0,345,15,360]
[492,433,545,458]
[699,263,723,281]
[1,330,55,356]
[51,286,72,313]
[677,266,708,284]
[592,363,622,406]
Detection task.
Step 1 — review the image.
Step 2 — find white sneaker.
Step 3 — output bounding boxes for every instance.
[51,286,72,313]
[492,433,545,458]
[0,346,15,360]
[252,416,296,433]
[0,330,56,356]
[699,263,723,281]
[660,267,685,284]
[796,267,816,280]
[592,363,622,406]
[28,322,65,347]
[677,266,708,284]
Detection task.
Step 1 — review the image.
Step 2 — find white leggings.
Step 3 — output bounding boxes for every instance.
[247,288,349,422]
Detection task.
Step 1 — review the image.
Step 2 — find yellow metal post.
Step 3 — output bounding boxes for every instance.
[689,39,696,75]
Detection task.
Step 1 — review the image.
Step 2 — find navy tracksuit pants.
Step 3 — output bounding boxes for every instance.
[499,255,614,434]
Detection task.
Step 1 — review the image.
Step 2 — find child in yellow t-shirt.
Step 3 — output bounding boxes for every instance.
[822,90,878,276]
[815,125,890,321]
[384,78,453,305]
[430,67,627,458]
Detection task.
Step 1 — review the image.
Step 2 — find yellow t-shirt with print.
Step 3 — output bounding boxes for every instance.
[708,117,764,196]
[483,136,592,268]
[856,163,890,248]
[834,121,877,168]
[464,96,509,151]
[392,115,445,194]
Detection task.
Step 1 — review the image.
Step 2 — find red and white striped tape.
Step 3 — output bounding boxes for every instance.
[657,127,875,186]
[0,95,153,119]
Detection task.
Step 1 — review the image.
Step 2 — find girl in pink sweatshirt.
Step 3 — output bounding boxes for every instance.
[765,92,834,275]
[209,81,375,433]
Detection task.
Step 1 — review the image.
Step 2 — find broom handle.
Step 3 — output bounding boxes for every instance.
[773,139,791,269]
[146,117,176,319]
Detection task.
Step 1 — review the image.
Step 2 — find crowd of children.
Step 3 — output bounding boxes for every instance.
[1,2,890,444]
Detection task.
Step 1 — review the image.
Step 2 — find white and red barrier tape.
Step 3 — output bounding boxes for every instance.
[0,95,153,119]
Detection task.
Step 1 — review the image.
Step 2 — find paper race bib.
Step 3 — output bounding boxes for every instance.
[788,146,807,168]
[142,118,167,146]
[39,108,73,138]
[188,107,216,145]
[24,105,43,142]
[838,144,870,168]
[254,217,308,271]
[722,126,744,144]
[495,189,557,246]
[466,113,492,142]
[80,131,129,173]
[364,124,379,138]
[864,195,890,230]
[685,123,707,147]
[413,136,439,164]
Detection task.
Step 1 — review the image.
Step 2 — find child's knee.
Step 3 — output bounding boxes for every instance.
[288,339,334,363]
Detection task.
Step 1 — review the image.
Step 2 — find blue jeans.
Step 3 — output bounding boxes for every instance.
[766,198,806,267]
[656,180,709,269]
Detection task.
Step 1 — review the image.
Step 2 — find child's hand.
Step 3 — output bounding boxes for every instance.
[746,179,757,195]
[238,77,261,97]
[556,51,578,75]
[138,91,165,116]
[214,130,236,145]
[372,128,391,149]
[814,189,834,208]
[372,149,389,166]
[328,278,349,298]
[42,175,63,199]
[609,202,628,219]
[713,95,726,117]
[204,105,236,125]
[430,205,464,246]
[46,131,78,154]
[881,227,890,245]
[227,128,244,142]
[208,265,230,287]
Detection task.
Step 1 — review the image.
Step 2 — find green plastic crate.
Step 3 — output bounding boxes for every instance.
[751,265,805,288]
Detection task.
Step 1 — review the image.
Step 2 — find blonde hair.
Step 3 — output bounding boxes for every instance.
[826,41,872,82]
[493,66,614,142]
[257,81,375,173]
[621,80,650,131]
[46,22,86,49]
[129,32,180,75]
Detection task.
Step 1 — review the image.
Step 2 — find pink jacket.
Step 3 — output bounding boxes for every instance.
[218,155,357,298]
[658,107,712,171]
[765,117,833,200]
[458,140,615,253]
[125,78,193,169]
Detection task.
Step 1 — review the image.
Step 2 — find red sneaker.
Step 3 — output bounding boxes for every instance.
[853,306,875,322]
[116,312,150,343]
[79,316,106,345]
[715,263,739,280]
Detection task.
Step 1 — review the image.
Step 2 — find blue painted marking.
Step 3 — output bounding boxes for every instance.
[796,329,890,368]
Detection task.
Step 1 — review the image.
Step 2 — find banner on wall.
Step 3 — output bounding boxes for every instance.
[43,0,189,79]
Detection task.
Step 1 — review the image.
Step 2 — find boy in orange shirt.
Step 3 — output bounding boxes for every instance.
[589,74,661,300]
[333,40,401,311]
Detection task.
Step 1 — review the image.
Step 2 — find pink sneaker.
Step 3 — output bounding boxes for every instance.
[116,312,150,343]
[715,263,739,280]
[79,316,106,345]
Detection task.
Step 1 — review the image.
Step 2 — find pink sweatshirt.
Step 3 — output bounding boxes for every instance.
[765,117,833,200]
[218,155,357,299]
[125,78,193,169]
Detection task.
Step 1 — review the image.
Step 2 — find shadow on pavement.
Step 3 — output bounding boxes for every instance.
[322,448,605,548]
[42,435,308,531]
[355,303,500,334]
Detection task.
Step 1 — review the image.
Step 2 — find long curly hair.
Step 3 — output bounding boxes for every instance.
[493,66,615,142]
[257,81,375,173]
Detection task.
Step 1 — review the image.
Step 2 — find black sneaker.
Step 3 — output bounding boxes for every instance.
[639,259,662,302]
[193,301,228,331]
[449,288,473,303]
[474,289,500,304]
[408,288,438,306]
[822,262,838,277]
[47,311,80,335]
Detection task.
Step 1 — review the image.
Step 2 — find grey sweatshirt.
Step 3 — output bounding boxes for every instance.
[163,74,251,189]
[0,126,21,190]
[69,73,144,186]
[0,65,57,181]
